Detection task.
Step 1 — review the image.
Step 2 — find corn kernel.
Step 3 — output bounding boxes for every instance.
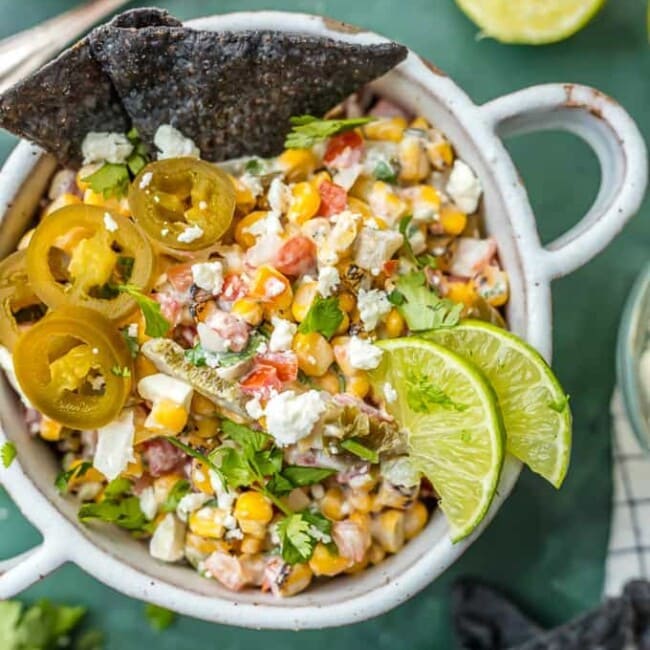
[320,487,345,521]
[404,501,429,540]
[278,149,318,182]
[231,296,264,326]
[189,506,227,539]
[235,211,268,248]
[234,491,273,539]
[338,292,356,314]
[44,192,81,217]
[446,281,477,307]
[191,393,216,417]
[439,205,468,236]
[194,417,219,438]
[191,460,214,495]
[153,473,185,504]
[123,452,143,479]
[368,542,386,565]
[332,336,355,376]
[309,543,353,576]
[309,170,332,190]
[334,312,350,336]
[368,181,408,225]
[287,182,321,225]
[398,136,430,183]
[426,138,454,170]
[410,116,430,130]
[346,196,372,219]
[313,370,340,395]
[372,509,406,553]
[345,553,370,575]
[240,535,264,555]
[346,372,370,399]
[39,417,63,441]
[186,532,231,556]
[293,332,334,377]
[249,265,292,309]
[148,399,188,435]
[67,458,105,487]
[83,188,129,216]
[349,492,373,514]
[363,117,407,142]
[385,308,406,338]
[275,563,313,597]
[228,174,256,214]
[291,280,318,322]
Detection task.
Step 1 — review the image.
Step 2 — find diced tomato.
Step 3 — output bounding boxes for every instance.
[318,180,348,217]
[220,273,247,302]
[274,236,317,277]
[324,131,364,168]
[256,352,298,383]
[166,263,194,293]
[240,365,282,395]
[382,259,399,277]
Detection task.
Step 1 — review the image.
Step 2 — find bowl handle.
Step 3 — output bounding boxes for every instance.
[480,83,647,280]
[0,541,66,598]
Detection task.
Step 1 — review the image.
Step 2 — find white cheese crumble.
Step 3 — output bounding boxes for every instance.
[317,265,340,298]
[243,211,282,238]
[333,163,363,191]
[176,492,210,523]
[138,373,193,409]
[197,322,230,353]
[354,227,404,271]
[154,124,200,160]
[93,409,135,480]
[139,171,153,189]
[267,177,291,214]
[209,470,237,512]
[357,288,392,331]
[239,172,263,198]
[446,160,482,214]
[245,395,265,420]
[381,456,421,488]
[177,224,204,244]
[139,486,158,521]
[103,212,118,233]
[149,513,186,562]
[269,317,297,352]
[347,336,383,370]
[265,390,327,446]
[384,382,398,404]
[0,345,32,407]
[191,261,224,294]
[81,132,133,165]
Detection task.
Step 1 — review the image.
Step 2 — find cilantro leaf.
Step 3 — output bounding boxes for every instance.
[103,477,132,499]
[265,473,295,495]
[285,115,374,149]
[221,419,271,454]
[373,160,397,183]
[340,438,379,463]
[120,327,139,359]
[161,479,191,513]
[252,447,284,477]
[277,510,334,564]
[1,441,16,468]
[78,496,149,531]
[405,367,467,413]
[281,466,337,488]
[298,296,344,339]
[395,271,463,331]
[116,285,170,337]
[54,461,92,493]
[217,447,257,488]
[244,158,265,175]
[82,163,130,199]
[166,437,223,478]
[144,603,176,632]
[111,365,131,378]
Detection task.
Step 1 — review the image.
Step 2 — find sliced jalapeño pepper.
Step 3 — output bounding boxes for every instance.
[0,250,46,349]
[129,158,235,251]
[26,204,154,321]
[13,307,132,429]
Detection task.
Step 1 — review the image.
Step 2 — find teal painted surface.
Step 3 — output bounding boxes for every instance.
[0,0,647,646]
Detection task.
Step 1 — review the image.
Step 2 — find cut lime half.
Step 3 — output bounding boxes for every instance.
[424,321,572,488]
[455,0,606,44]
[370,338,505,542]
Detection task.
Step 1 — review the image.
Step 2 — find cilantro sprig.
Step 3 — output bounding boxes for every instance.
[285,115,374,149]
[1,441,16,468]
[55,461,92,493]
[277,509,334,564]
[161,479,191,513]
[116,284,170,337]
[298,296,344,339]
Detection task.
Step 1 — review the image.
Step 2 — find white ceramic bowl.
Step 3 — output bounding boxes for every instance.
[0,11,646,630]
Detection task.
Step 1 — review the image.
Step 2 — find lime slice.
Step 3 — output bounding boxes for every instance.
[370,338,505,542]
[423,321,571,488]
[455,0,605,44]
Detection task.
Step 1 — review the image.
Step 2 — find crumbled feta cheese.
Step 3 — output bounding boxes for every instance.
[381,456,420,488]
[446,160,482,214]
[353,227,403,271]
[149,513,186,562]
[81,132,133,165]
[93,409,135,480]
[103,212,118,232]
[311,484,325,500]
[154,124,200,160]
[197,322,230,354]
[139,486,158,521]
[209,470,237,512]
[265,390,328,446]
[225,528,244,540]
[239,172,263,197]
[139,171,153,189]
[176,492,209,523]
[333,163,363,191]
[138,374,193,409]
[243,211,282,238]
[269,317,297,352]
[265,277,286,298]
[191,261,224,294]
[317,265,340,298]
[177,224,204,243]
[357,288,392,331]
[0,345,32,407]
[267,177,291,214]
[384,382,398,404]
[223,513,238,530]
[347,336,384,370]
[127,323,138,338]
[245,396,265,420]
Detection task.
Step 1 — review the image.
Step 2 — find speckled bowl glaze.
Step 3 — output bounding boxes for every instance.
[0,11,646,630]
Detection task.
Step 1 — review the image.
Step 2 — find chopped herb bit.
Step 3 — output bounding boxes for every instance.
[298,296,344,339]
[221,418,271,454]
[81,163,129,199]
[116,284,170,337]
[144,603,176,631]
[398,215,419,266]
[387,289,406,306]
[1,441,16,468]
[244,158,264,175]
[374,159,397,183]
[161,479,191,513]
[55,461,92,493]
[103,477,132,499]
[115,256,135,283]
[120,328,139,359]
[111,365,131,378]
[285,115,374,149]
[340,438,379,463]
[78,496,150,532]
[279,466,336,489]
[277,510,334,564]
[416,253,438,269]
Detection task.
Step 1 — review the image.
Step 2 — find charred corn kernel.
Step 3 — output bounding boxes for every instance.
[189,506,227,539]
[332,336,355,377]
[194,417,219,439]
[153,473,184,504]
[240,535,264,555]
[134,354,157,381]
[39,416,63,441]
[287,182,321,224]
[235,210,268,248]
[345,552,370,575]
[190,461,214,495]
[234,491,273,540]
[231,296,263,326]
[320,487,345,521]
[446,281,477,307]
[123,452,143,479]
[474,266,509,308]
[368,181,408,224]
[326,212,360,258]
[312,370,338,394]
[404,501,429,540]
[293,331,334,377]
[346,197,372,219]
[309,170,332,190]
[410,116,430,130]
[398,136,430,183]
[191,393,217,417]
[372,509,406,553]
[186,532,231,556]
[228,174,256,213]
[346,372,370,399]
[368,542,386,565]
[82,188,130,216]
[338,292,356,314]
[309,543,352,576]
[278,148,318,182]
[44,192,81,217]
[376,480,417,510]
[291,280,318,322]
[363,116,407,142]
[349,492,373,514]
[385,308,406,338]
[426,138,454,169]
[275,563,313,597]
[439,205,467,236]
[335,312,350,336]
[67,458,105,487]
[148,399,188,435]
[249,265,292,308]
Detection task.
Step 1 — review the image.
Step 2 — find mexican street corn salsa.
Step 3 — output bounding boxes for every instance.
[0,92,571,597]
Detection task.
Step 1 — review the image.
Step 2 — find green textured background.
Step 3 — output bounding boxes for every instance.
[0,0,648,647]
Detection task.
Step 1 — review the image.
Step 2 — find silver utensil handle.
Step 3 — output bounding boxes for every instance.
[0,0,129,94]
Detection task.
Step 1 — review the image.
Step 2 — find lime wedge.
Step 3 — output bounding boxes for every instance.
[370,338,505,542]
[423,321,571,488]
[455,0,605,44]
